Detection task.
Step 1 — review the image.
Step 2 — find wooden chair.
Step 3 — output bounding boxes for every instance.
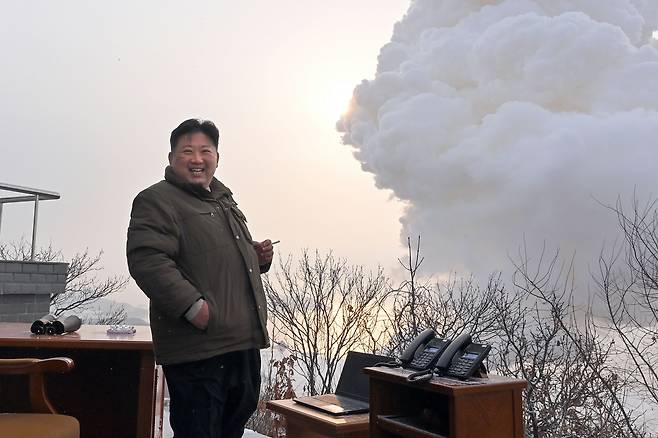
[0,357,80,438]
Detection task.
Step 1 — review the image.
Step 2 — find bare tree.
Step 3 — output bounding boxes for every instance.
[594,197,658,428]
[263,249,390,395]
[505,243,645,438]
[49,248,128,320]
[87,302,128,325]
[0,239,62,262]
[253,194,658,436]
[384,236,648,436]
[0,239,128,324]
[246,323,297,437]
[382,236,502,358]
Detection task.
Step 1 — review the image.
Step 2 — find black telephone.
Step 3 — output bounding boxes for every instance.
[399,329,451,371]
[399,329,491,381]
[444,342,491,379]
[433,332,490,380]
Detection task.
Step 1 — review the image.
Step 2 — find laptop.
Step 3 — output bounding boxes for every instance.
[293,351,392,415]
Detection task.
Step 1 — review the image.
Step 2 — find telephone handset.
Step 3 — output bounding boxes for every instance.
[399,328,436,366]
[434,332,471,371]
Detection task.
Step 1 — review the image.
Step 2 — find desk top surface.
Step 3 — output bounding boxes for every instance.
[364,366,527,395]
[267,399,369,433]
[0,323,153,350]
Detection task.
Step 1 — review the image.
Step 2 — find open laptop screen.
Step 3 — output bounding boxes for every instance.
[335,351,392,402]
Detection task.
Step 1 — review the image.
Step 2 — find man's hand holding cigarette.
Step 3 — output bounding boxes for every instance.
[253,239,279,266]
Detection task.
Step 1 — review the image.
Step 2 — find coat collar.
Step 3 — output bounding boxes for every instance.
[164,166,232,201]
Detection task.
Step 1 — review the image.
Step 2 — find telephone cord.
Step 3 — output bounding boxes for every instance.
[406,369,434,383]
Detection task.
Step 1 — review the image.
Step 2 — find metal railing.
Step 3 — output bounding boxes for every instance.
[0,183,61,261]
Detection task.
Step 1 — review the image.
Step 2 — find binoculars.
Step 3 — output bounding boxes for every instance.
[30,314,82,335]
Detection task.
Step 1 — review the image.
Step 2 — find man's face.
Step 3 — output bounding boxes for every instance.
[169,132,219,189]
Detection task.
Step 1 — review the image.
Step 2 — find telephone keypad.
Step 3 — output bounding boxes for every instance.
[447,358,473,377]
[413,352,434,368]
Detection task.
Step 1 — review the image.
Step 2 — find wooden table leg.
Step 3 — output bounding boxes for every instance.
[136,352,157,438]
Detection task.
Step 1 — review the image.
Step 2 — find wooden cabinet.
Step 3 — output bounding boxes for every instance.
[0,323,164,438]
[365,367,526,438]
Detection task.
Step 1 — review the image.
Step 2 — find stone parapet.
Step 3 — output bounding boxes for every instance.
[0,261,68,322]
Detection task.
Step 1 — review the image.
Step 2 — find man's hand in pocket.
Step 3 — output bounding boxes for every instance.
[190,300,210,330]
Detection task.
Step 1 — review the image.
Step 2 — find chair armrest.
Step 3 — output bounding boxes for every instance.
[0,357,75,414]
[0,357,75,375]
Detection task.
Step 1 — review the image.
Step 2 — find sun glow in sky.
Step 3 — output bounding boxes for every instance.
[2,2,656,311]
[0,1,410,307]
[309,79,356,124]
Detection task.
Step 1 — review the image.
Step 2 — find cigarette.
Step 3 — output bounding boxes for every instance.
[272,240,281,245]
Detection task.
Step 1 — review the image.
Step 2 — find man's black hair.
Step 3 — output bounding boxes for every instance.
[170,119,220,151]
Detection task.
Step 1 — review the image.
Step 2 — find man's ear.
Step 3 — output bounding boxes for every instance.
[168,151,173,164]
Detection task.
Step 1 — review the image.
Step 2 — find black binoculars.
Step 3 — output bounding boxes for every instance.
[30,314,82,335]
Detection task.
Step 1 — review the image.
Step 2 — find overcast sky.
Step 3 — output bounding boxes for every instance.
[0,1,408,307]
[2,1,657,310]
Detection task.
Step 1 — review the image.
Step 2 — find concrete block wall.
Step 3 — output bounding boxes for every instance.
[0,260,68,323]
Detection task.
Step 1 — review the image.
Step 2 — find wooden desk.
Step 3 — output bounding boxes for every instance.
[0,322,164,438]
[267,399,369,438]
[365,367,526,438]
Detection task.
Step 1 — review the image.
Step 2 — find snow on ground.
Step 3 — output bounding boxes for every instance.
[162,407,267,437]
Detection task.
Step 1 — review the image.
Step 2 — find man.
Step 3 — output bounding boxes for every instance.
[127,119,273,438]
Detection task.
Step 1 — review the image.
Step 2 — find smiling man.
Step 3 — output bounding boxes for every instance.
[126,119,274,438]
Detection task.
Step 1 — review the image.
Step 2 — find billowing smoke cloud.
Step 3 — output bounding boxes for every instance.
[338,0,658,282]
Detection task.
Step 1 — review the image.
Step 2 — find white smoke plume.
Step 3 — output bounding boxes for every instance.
[338,0,658,283]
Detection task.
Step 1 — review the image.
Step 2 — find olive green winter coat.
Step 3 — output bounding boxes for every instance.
[127,166,269,365]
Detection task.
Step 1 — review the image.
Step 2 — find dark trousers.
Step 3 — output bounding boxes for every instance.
[163,349,261,438]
